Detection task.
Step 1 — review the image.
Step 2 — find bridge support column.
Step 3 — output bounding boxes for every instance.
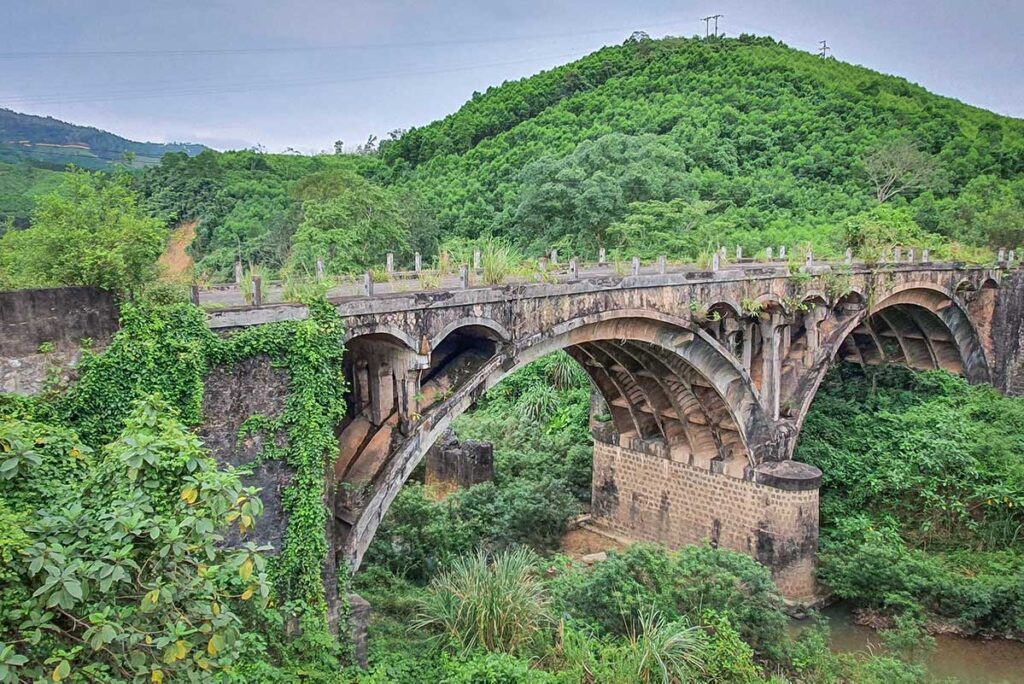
[591,435,821,603]
[759,314,786,420]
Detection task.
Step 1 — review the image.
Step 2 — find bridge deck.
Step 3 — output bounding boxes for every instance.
[205,259,994,330]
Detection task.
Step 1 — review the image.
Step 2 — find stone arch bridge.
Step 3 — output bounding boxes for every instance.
[208,259,1018,609]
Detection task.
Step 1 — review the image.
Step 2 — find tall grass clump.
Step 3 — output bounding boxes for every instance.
[414,547,552,655]
[613,610,706,683]
[481,239,520,285]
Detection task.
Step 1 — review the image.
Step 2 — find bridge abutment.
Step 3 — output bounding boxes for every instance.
[590,432,821,602]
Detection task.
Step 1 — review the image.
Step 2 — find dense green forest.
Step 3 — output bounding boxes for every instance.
[128,34,1024,281]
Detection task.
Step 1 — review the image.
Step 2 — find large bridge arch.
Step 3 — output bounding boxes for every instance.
[335,311,778,574]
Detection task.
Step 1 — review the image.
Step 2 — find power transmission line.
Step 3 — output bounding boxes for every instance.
[818,40,831,58]
[0,17,691,60]
[0,50,589,108]
[701,14,724,38]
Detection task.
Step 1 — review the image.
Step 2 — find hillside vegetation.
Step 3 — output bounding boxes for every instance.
[0,108,206,223]
[0,108,206,170]
[137,34,1024,279]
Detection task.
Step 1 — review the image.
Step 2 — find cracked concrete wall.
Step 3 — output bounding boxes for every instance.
[0,287,119,394]
[200,356,293,553]
[990,270,1024,396]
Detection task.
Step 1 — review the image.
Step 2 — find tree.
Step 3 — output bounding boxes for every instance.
[863,138,945,203]
[0,169,164,293]
[333,140,344,155]
[289,170,410,274]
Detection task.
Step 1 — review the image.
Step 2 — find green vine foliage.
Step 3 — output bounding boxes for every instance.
[1,298,349,675]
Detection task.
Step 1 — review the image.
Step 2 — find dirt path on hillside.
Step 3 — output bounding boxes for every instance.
[158,219,197,282]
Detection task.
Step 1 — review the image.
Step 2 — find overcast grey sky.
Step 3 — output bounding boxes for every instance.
[2,1,1021,152]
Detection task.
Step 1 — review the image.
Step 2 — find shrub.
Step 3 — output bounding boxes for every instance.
[0,397,270,682]
[415,547,552,655]
[609,609,707,683]
[550,544,788,659]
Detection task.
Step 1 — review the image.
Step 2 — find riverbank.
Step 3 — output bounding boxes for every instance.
[807,605,1024,684]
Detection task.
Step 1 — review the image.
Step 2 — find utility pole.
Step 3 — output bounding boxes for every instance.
[818,40,830,58]
[701,14,723,38]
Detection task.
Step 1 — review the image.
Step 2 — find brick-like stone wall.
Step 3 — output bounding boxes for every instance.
[591,438,819,601]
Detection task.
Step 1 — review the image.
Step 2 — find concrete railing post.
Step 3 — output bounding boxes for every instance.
[252,276,262,307]
[316,258,325,281]
[805,250,813,269]
[598,247,607,265]
[657,255,667,274]
[735,246,742,261]
[460,264,470,289]
[998,248,1007,263]
[922,249,931,263]
[1009,250,1016,265]
[363,272,374,297]
[414,252,422,273]
[845,248,853,264]
[907,248,915,263]
[539,257,549,272]
[720,245,727,258]
[631,256,640,276]
[234,259,243,285]
[191,282,200,306]
[386,252,394,275]
[550,249,558,265]
[779,246,787,260]
[473,250,482,270]
[712,253,721,271]
[569,257,579,281]
[893,247,902,263]
[765,246,773,262]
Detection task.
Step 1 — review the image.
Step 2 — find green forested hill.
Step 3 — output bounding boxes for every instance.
[138,34,1024,278]
[0,161,63,228]
[0,108,207,171]
[384,34,1024,254]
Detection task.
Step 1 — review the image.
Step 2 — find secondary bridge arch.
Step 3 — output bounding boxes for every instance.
[782,282,992,445]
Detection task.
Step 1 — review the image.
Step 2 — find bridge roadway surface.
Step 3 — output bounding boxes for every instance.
[200,258,795,309]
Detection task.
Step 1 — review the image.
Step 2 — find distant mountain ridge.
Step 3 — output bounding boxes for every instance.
[0,108,206,170]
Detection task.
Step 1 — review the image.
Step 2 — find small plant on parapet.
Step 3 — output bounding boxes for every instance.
[420,271,442,290]
[480,239,520,285]
[741,297,766,318]
[689,300,710,323]
[790,269,812,286]
[823,270,854,303]
[37,341,55,355]
[240,264,265,305]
